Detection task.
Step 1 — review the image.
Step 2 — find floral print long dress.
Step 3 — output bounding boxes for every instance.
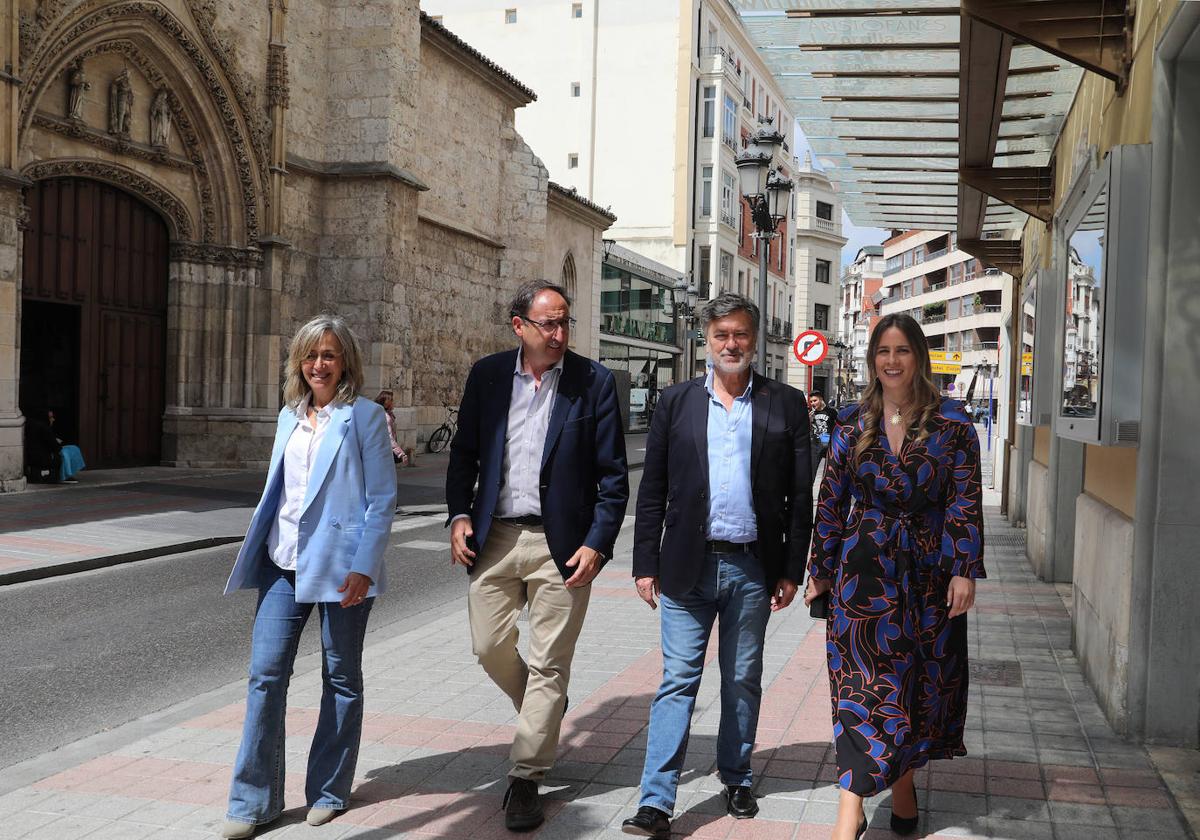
[808,398,985,796]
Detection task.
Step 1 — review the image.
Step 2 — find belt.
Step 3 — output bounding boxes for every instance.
[706,539,756,554]
[496,515,543,527]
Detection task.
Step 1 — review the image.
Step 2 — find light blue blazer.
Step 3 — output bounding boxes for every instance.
[224,397,397,603]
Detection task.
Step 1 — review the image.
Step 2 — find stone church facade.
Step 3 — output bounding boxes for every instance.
[0,1,614,489]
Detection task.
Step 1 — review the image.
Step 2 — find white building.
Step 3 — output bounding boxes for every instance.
[420,0,804,382]
[1062,245,1101,410]
[879,230,1012,413]
[787,155,846,397]
[838,245,885,402]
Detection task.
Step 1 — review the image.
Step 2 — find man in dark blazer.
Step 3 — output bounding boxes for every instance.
[621,293,812,839]
[446,280,629,831]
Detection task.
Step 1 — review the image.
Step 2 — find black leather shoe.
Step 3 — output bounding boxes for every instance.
[502,778,544,832]
[724,785,759,819]
[890,777,919,835]
[621,806,671,839]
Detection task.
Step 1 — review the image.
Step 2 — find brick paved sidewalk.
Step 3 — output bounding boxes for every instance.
[0,510,1194,840]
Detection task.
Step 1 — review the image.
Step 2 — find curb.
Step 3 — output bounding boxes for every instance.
[0,535,244,587]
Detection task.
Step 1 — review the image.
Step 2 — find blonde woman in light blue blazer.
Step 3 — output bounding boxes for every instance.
[220,315,396,839]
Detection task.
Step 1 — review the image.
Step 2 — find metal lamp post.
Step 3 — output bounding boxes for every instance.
[830,338,849,407]
[664,277,699,382]
[735,117,792,377]
[976,361,995,451]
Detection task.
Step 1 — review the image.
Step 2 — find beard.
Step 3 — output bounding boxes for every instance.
[709,350,754,376]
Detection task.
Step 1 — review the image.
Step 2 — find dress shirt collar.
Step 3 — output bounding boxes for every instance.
[703,363,755,401]
[514,348,566,380]
[293,395,336,424]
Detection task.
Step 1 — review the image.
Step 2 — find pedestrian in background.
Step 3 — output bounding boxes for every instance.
[807,390,837,484]
[374,389,408,465]
[804,313,985,840]
[220,314,396,838]
[621,293,812,839]
[446,280,628,831]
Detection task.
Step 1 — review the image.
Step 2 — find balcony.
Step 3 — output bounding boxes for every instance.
[701,47,741,88]
[796,214,840,236]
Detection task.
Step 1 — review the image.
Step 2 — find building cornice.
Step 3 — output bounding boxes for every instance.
[420,13,537,107]
[548,182,617,228]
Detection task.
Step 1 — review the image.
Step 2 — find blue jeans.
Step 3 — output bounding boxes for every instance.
[226,563,373,825]
[639,550,772,814]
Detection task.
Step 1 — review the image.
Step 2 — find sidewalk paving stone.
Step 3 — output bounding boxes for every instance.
[0,509,1196,840]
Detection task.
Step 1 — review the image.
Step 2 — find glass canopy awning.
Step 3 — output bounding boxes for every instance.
[733,0,1085,234]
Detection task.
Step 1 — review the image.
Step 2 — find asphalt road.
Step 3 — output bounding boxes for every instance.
[0,516,465,771]
[0,469,645,773]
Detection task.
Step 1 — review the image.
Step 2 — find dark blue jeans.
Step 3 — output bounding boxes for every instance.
[225,563,373,825]
[639,549,771,813]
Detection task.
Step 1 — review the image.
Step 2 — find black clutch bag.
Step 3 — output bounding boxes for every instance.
[808,591,830,620]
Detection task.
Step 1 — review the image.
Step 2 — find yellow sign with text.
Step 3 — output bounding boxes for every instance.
[931,362,962,375]
[929,351,963,363]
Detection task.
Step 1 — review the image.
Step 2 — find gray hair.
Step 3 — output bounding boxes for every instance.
[700,292,760,334]
[509,280,572,320]
[282,314,365,408]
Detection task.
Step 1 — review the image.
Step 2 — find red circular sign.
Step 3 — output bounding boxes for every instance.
[793,330,829,366]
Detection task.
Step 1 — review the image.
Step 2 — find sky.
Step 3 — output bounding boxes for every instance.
[792,122,890,269]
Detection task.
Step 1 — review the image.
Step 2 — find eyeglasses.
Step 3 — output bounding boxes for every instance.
[521,316,575,334]
[302,351,342,365]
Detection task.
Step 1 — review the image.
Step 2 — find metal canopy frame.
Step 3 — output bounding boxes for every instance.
[734,0,1133,271]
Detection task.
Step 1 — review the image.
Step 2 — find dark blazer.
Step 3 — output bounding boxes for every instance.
[632,372,813,598]
[445,348,629,578]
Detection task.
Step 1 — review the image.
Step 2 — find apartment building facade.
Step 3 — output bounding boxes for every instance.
[420,0,801,382]
[879,230,1012,413]
[837,245,885,402]
[786,156,846,398]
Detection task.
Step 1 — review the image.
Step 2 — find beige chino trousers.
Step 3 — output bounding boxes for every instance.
[468,519,591,781]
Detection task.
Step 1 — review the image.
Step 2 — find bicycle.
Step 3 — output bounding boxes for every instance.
[427,405,458,453]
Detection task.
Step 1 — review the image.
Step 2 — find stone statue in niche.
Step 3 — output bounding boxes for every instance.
[108,69,134,137]
[66,60,90,122]
[150,89,171,149]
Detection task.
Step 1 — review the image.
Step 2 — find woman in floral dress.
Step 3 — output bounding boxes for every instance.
[804,313,985,840]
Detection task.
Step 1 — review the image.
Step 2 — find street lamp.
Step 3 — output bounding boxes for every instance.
[735,117,792,377]
[663,277,699,382]
[830,338,849,407]
[975,361,995,452]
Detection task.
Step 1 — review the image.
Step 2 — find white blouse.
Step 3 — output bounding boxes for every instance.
[266,398,334,571]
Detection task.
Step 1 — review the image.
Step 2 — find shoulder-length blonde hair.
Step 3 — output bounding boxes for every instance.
[854,313,941,462]
[282,315,365,408]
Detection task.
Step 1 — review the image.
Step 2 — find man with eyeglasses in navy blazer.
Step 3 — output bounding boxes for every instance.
[446,280,629,831]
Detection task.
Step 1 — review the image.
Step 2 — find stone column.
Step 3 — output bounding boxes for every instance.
[0,175,27,490]
[314,0,424,445]
[160,252,280,468]
[0,4,26,489]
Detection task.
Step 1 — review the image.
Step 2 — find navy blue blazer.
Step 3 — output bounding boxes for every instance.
[632,372,813,598]
[445,348,629,577]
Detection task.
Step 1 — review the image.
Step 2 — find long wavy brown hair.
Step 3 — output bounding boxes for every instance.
[854,313,941,463]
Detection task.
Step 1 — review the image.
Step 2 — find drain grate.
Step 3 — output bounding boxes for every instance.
[988,533,1026,547]
[971,659,1024,687]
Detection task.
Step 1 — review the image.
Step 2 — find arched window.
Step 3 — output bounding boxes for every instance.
[561,253,578,347]
[561,252,578,301]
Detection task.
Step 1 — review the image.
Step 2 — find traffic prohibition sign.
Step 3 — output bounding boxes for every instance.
[793,330,829,366]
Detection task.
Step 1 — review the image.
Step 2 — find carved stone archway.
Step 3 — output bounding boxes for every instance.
[6,0,281,474]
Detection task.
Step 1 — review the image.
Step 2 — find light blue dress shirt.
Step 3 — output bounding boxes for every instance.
[704,367,757,543]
